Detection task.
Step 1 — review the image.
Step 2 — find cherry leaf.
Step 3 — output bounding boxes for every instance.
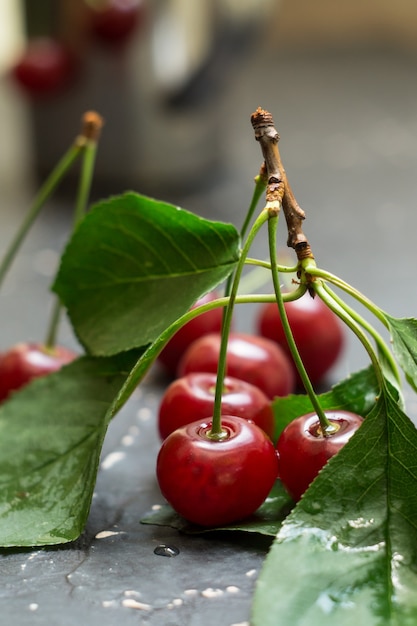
[271,366,380,441]
[140,482,293,536]
[0,350,141,547]
[385,314,417,392]
[53,192,240,356]
[252,384,417,625]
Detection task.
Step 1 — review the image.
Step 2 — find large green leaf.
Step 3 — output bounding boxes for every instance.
[0,350,140,547]
[272,366,380,441]
[53,193,240,356]
[252,385,417,625]
[385,315,417,393]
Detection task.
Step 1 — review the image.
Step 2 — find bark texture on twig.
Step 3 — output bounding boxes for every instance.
[251,107,314,261]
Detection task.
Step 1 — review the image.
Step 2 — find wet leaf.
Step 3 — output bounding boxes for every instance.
[141,482,293,536]
[53,192,240,356]
[0,351,141,547]
[385,315,417,393]
[252,383,417,625]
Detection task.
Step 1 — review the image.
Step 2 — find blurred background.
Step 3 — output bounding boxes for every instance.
[0,0,417,386]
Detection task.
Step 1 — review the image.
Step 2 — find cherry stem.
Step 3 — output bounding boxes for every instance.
[110,287,307,418]
[44,111,103,349]
[212,164,268,438]
[0,144,83,289]
[268,213,337,435]
[321,282,401,387]
[222,164,267,313]
[210,209,270,438]
[314,282,387,392]
[240,164,268,240]
[302,263,388,329]
[245,257,299,273]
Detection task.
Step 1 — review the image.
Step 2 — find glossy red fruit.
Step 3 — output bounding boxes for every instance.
[156,415,279,526]
[276,410,363,501]
[88,0,145,45]
[257,294,344,386]
[158,291,224,377]
[178,332,295,400]
[158,372,275,440]
[11,38,76,97]
[0,343,77,401]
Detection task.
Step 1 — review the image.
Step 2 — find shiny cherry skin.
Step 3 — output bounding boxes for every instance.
[158,291,224,377]
[158,372,275,440]
[156,415,279,526]
[0,342,77,401]
[11,38,76,97]
[276,410,363,501]
[177,332,295,400]
[257,294,345,386]
[87,0,145,45]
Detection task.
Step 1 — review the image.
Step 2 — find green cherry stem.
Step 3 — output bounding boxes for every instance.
[0,144,83,289]
[321,281,401,387]
[303,263,388,329]
[314,282,387,392]
[44,111,104,349]
[240,165,268,241]
[211,208,270,439]
[111,288,310,419]
[245,257,299,273]
[222,165,267,308]
[267,213,336,435]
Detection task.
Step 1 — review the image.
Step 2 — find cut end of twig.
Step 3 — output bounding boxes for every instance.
[251,107,274,129]
[251,107,280,143]
[80,111,104,142]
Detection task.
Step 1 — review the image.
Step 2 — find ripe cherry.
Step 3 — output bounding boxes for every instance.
[0,342,77,402]
[257,294,344,386]
[276,409,363,501]
[11,38,76,97]
[157,291,224,377]
[158,372,275,440]
[178,332,295,400]
[87,0,145,45]
[156,415,279,526]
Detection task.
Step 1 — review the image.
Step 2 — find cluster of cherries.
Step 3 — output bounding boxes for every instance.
[155,288,363,526]
[11,1,145,97]
[0,282,362,527]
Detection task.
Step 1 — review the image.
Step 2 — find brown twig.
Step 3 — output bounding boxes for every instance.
[250,107,314,262]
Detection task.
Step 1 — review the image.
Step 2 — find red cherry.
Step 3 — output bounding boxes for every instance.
[11,38,76,97]
[158,291,224,377]
[156,415,279,526]
[87,0,145,45]
[276,410,363,501]
[158,372,275,440]
[0,342,77,401]
[178,332,295,400]
[257,294,344,386]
